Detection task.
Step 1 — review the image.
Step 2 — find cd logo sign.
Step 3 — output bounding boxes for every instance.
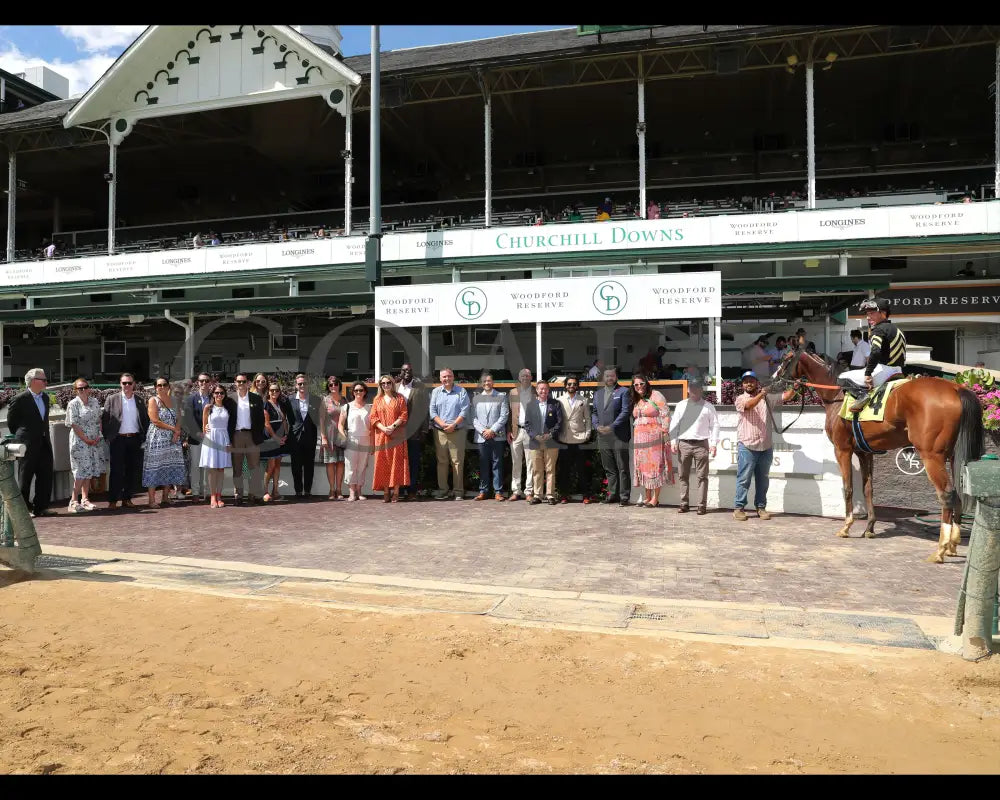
[456,286,487,321]
[593,280,627,315]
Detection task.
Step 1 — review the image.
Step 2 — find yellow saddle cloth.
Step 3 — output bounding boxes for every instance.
[838,376,910,422]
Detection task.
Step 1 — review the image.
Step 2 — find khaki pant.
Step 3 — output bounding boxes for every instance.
[434,428,466,494]
[509,428,534,496]
[231,429,264,498]
[677,439,710,509]
[530,447,559,499]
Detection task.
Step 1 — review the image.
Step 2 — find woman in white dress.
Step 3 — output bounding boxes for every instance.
[338,381,372,502]
[64,378,107,512]
[200,386,232,508]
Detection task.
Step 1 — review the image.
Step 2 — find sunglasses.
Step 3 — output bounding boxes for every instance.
[296,383,306,387]
[35,377,49,382]
[156,384,169,389]
[235,379,247,384]
[353,388,366,393]
[76,385,89,391]
[328,381,340,386]
[121,381,133,386]
[197,378,209,382]
[212,391,226,396]
[268,388,280,393]
[380,381,393,386]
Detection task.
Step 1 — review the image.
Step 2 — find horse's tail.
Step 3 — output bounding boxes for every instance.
[954,387,985,495]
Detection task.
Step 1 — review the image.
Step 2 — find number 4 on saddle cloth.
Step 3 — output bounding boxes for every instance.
[838,375,911,423]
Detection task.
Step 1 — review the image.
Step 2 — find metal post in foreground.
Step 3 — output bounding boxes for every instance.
[806,61,816,210]
[365,25,382,289]
[954,459,1000,661]
[107,141,117,255]
[6,149,15,263]
[637,54,647,217]
[0,438,42,572]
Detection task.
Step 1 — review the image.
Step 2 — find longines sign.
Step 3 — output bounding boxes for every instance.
[4,201,998,288]
[375,272,722,325]
[856,282,1000,316]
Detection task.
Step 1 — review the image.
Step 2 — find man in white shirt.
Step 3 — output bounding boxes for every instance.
[44,241,56,259]
[227,372,266,504]
[850,329,871,368]
[669,379,720,515]
[101,372,150,510]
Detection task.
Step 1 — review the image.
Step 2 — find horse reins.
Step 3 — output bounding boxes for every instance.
[766,349,841,433]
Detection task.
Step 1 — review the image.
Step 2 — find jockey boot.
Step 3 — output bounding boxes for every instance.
[848,390,869,414]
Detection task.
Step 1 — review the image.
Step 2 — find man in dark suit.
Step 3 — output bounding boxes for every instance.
[591,366,632,507]
[6,367,53,517]
[522,379,563,505]
[184,372,213,499]
[226,372,266,505]
[101,372,151,510]
[287,373,323,499]
[397,363,429,501]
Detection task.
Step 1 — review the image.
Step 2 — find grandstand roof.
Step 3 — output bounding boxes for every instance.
[0,24,840,136]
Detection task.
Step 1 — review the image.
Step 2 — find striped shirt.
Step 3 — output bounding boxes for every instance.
[734,390,784,451]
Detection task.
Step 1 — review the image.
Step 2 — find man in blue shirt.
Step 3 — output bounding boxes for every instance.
[429,367,471,500]
[472,372,510,501]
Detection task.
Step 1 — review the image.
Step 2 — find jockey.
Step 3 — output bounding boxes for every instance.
[837,297,907,413]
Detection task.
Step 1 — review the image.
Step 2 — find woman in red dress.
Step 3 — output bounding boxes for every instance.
[370,373,410,503]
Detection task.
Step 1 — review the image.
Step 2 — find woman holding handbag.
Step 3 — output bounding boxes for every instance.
[262,382,291,502]
[320,376,346,500]
[339,381,372,502]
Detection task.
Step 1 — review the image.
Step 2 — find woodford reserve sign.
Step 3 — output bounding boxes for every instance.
[855,281,1000,316]
[375,271,722,326]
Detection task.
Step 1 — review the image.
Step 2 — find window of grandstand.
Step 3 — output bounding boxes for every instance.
[231,287,254,298]
[346,352,359,370]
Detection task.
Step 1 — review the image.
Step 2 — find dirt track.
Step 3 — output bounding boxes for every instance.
[0,573,998,774]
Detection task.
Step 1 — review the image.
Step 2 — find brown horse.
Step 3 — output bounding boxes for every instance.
[774,347,984,562]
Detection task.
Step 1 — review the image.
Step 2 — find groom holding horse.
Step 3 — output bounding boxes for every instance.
[837,298,907,413]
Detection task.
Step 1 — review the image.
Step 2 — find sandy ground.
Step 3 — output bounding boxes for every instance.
[1,572,998,775]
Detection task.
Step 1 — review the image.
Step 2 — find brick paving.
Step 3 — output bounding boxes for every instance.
[29,494,966,618]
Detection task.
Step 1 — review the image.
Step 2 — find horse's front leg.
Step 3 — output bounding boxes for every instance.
[859,452,878,538]
[835,446,856,538]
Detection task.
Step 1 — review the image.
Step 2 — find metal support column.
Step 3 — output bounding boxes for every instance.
[374,324,382,382]
[484,86,492,228]
[59,328,64,383]
[107,141,117,255]
[708,317,716,391]
[421,325,430,378]
[186,313,194,379]
[0,322,4,384]
[5,149,14,264]
[289,277,299,297]
[839,252,848,276]
[713,317,722,397]
[824,312,831,358]
[637,55,647,217]
[344,86,353,235]
[366,25,382,288]
[995,42,1000,197]
[806,62,816,209]
[52,195,60,236]
[535,322,542,380]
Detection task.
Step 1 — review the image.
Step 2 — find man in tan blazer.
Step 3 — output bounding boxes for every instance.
[506,367,535,501]
[555,373,593,503]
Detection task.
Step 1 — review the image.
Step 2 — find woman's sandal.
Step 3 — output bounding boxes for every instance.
[262,494,272,503]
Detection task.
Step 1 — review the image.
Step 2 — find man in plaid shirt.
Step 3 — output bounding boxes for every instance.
[733,370,797,522]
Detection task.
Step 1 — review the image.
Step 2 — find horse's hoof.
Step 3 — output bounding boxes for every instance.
[945,546,958,557]
[925,553,945,564]
[864,530,877,539]
[836,529,851,538]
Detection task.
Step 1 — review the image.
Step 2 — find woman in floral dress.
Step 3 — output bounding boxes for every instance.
[370,374,409,503]
[64,378,107,512]
[143,378,188,507]
[630,372,673,507]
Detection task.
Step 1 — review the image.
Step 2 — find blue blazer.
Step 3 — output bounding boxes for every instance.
[523,398,563,450]
[591,385,632,442]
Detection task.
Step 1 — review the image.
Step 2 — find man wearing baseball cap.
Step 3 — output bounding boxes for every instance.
[837,298,906,413]
[733,370,797,522]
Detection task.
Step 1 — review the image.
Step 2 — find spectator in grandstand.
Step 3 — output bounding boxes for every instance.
[586,358,604,381]
[850,329,871,368]
[639,348,658,376]
[975,361,987,368]
[646,199,661,220]
[741,336,772,377]
[596,197,612,221]
[569,207,583,223]
[957,261,977,278]
[192,232,204,248]
[655,345,667,376]
[43,240,56,259]
[316,226,328,239]
[209,232,220,246]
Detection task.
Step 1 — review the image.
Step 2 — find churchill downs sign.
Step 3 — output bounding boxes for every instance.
[857,282,1000,316]
[374,272,723,326]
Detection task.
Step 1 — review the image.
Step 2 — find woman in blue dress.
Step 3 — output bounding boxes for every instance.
[143,378,188,507]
